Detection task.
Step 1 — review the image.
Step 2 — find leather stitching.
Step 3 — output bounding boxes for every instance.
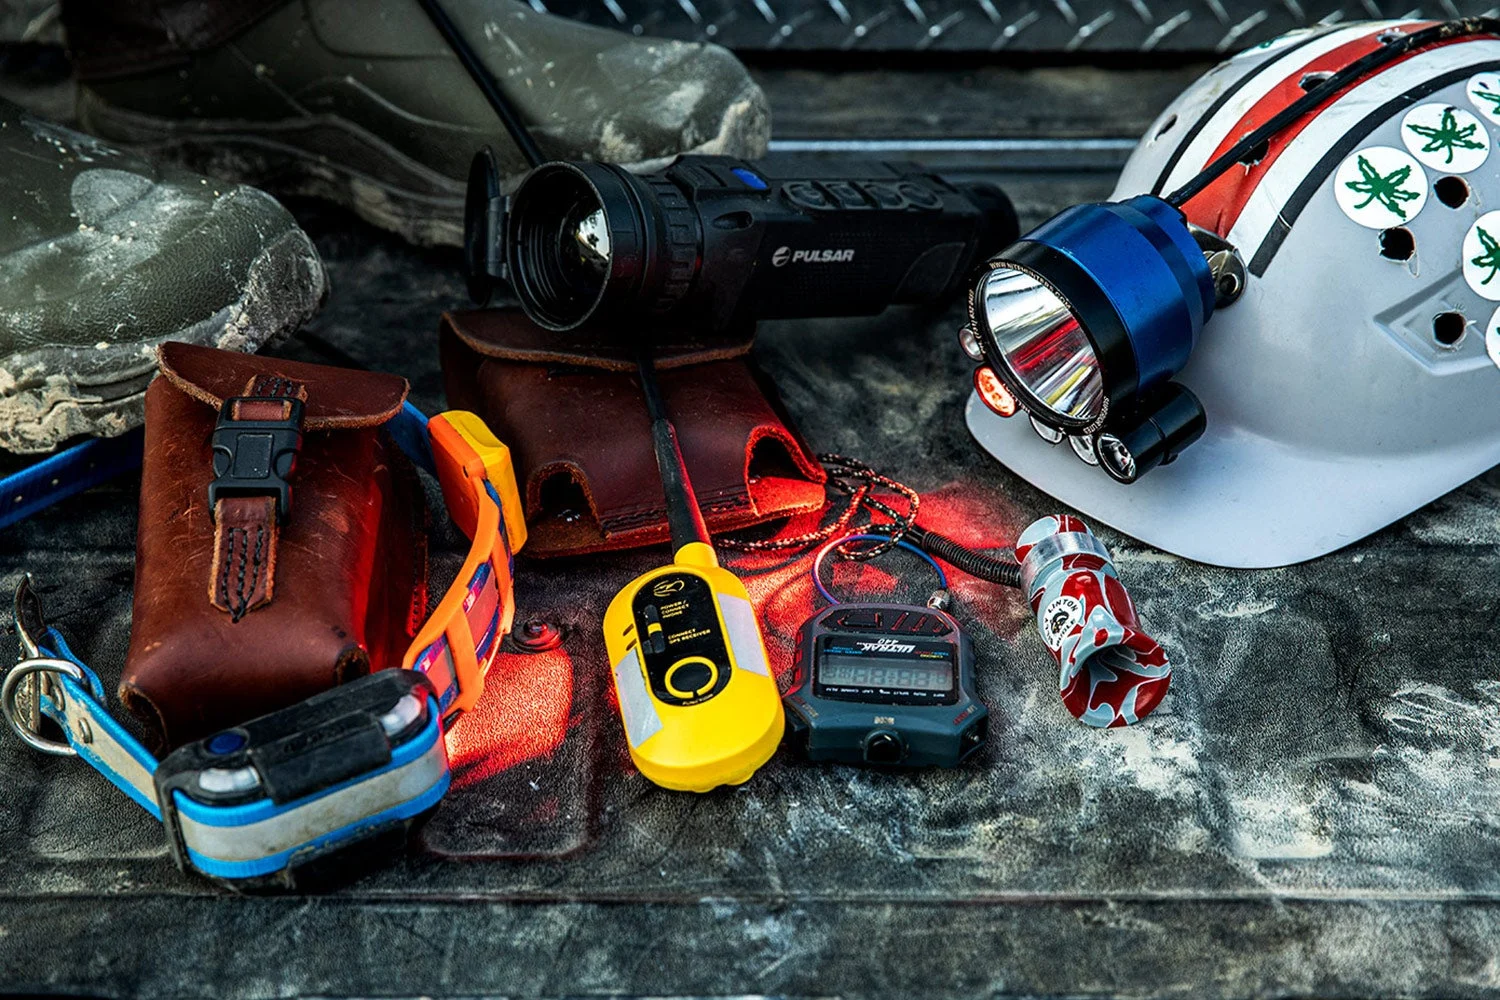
[207,374,305,618]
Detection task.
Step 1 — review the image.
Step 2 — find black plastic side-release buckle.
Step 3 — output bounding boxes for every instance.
[208,396,305,523]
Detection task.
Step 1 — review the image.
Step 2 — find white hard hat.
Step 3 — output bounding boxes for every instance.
[966,19,1500,568]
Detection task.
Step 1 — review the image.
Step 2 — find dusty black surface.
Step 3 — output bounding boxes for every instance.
[4,52,1500,1000]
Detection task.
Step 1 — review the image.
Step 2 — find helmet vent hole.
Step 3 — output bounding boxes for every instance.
[1154,114,1178,140]
[1435,176,1470,208]
[1433,311,1467,347]
[1379,227,1416,261]
[1238,139,1269,166]
[1299,71,1333,91]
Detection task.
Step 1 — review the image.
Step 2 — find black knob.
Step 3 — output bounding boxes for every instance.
[864,730,905,765]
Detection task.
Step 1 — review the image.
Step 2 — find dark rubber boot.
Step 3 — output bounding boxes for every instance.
[0,99,326,453]
[73,0,773,246]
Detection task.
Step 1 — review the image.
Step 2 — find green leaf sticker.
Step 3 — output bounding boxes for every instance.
[1333,146,1427,229]
[1468,71,1500,125]
[1486,306,1500,370]
[1462,212,1500,301]
[1401,103,1490,173]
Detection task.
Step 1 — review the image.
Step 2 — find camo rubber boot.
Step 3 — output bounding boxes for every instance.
[73,0,772,247]
[0,99,326,453]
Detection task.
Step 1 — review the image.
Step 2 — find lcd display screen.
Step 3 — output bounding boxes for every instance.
[817,653,953,692]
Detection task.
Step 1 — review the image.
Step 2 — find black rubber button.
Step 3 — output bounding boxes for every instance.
[823,181,869,208]
[862,182,907,209]
[785,181,833,210]
[838,610,882,629]
[898,182,942,210]
[864,731,905,764]
[669,659,714,694]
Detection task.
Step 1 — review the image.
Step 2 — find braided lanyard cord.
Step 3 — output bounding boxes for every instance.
[718,454,922,564]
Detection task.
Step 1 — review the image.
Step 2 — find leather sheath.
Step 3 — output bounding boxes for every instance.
[121,342,427,752]
[441,309,827,557]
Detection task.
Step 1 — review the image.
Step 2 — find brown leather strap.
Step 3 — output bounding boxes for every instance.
[208,375,306,620]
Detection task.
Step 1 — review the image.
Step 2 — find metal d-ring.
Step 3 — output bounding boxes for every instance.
[2,658,84,756]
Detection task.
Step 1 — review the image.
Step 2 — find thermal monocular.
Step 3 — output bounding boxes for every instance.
[465,149,1018,332]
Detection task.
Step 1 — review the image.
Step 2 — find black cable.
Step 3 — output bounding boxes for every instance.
[415,0,547,169]
[901,524,1021,589]
[865,521,1022,588]
[1165,18,1500,208]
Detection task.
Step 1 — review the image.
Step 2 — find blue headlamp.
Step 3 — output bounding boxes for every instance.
[962,194,1238,483]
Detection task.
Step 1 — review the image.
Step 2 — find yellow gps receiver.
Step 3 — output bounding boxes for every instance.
[602,353,784,793]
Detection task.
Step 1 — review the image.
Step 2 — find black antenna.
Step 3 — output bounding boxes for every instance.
[636,347,712,552]
[416,0,547,169]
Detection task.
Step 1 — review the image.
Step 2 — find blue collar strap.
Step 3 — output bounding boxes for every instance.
[0,610,451,888]
[0,428,145,531]
[0,403,510,889]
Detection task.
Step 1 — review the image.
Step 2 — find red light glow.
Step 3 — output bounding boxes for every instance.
[974,365,1018,417]
[445,645,575,785]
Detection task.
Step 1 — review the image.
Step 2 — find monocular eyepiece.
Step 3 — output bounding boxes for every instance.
[464,147,506,306]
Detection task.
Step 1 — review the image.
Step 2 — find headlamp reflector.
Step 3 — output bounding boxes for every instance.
[977,266,1103,427]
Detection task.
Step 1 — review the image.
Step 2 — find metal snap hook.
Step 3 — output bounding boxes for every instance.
[2,658,85,756]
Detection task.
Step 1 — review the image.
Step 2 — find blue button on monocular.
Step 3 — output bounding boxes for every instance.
[731,167,769,190]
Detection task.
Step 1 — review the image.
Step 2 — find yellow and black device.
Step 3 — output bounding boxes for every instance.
[602,351,784,793]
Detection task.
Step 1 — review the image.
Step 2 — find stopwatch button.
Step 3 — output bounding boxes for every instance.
[864,730,905,764]
[665,657,717,699]
[838,609,881,630]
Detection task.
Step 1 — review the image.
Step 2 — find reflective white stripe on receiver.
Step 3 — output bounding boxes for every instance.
[1227,40,1500,256]
[717,593,770,677]
[176,737,449,864]
[612,648,663,748]
[1157,21,1407,196]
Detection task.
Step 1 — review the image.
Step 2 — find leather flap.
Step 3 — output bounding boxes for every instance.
[157,341,408,428]
[442,308,755,371]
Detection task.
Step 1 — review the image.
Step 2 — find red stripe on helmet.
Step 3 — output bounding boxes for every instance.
[1181,23,1448,236]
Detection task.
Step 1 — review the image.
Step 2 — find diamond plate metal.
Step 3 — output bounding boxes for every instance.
[531,0,1494,52]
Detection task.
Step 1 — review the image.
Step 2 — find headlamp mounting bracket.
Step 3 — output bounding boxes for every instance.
[1189,225,1246,308]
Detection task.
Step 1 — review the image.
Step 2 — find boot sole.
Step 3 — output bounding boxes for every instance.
[76,86,771,248]
[0,227,327,454]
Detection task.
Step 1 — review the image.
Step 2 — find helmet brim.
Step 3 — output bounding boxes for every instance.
[967,392,1498,569]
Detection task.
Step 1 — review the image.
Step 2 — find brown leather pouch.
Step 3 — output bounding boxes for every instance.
[440,309,827,557]
[121,342,428,751]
